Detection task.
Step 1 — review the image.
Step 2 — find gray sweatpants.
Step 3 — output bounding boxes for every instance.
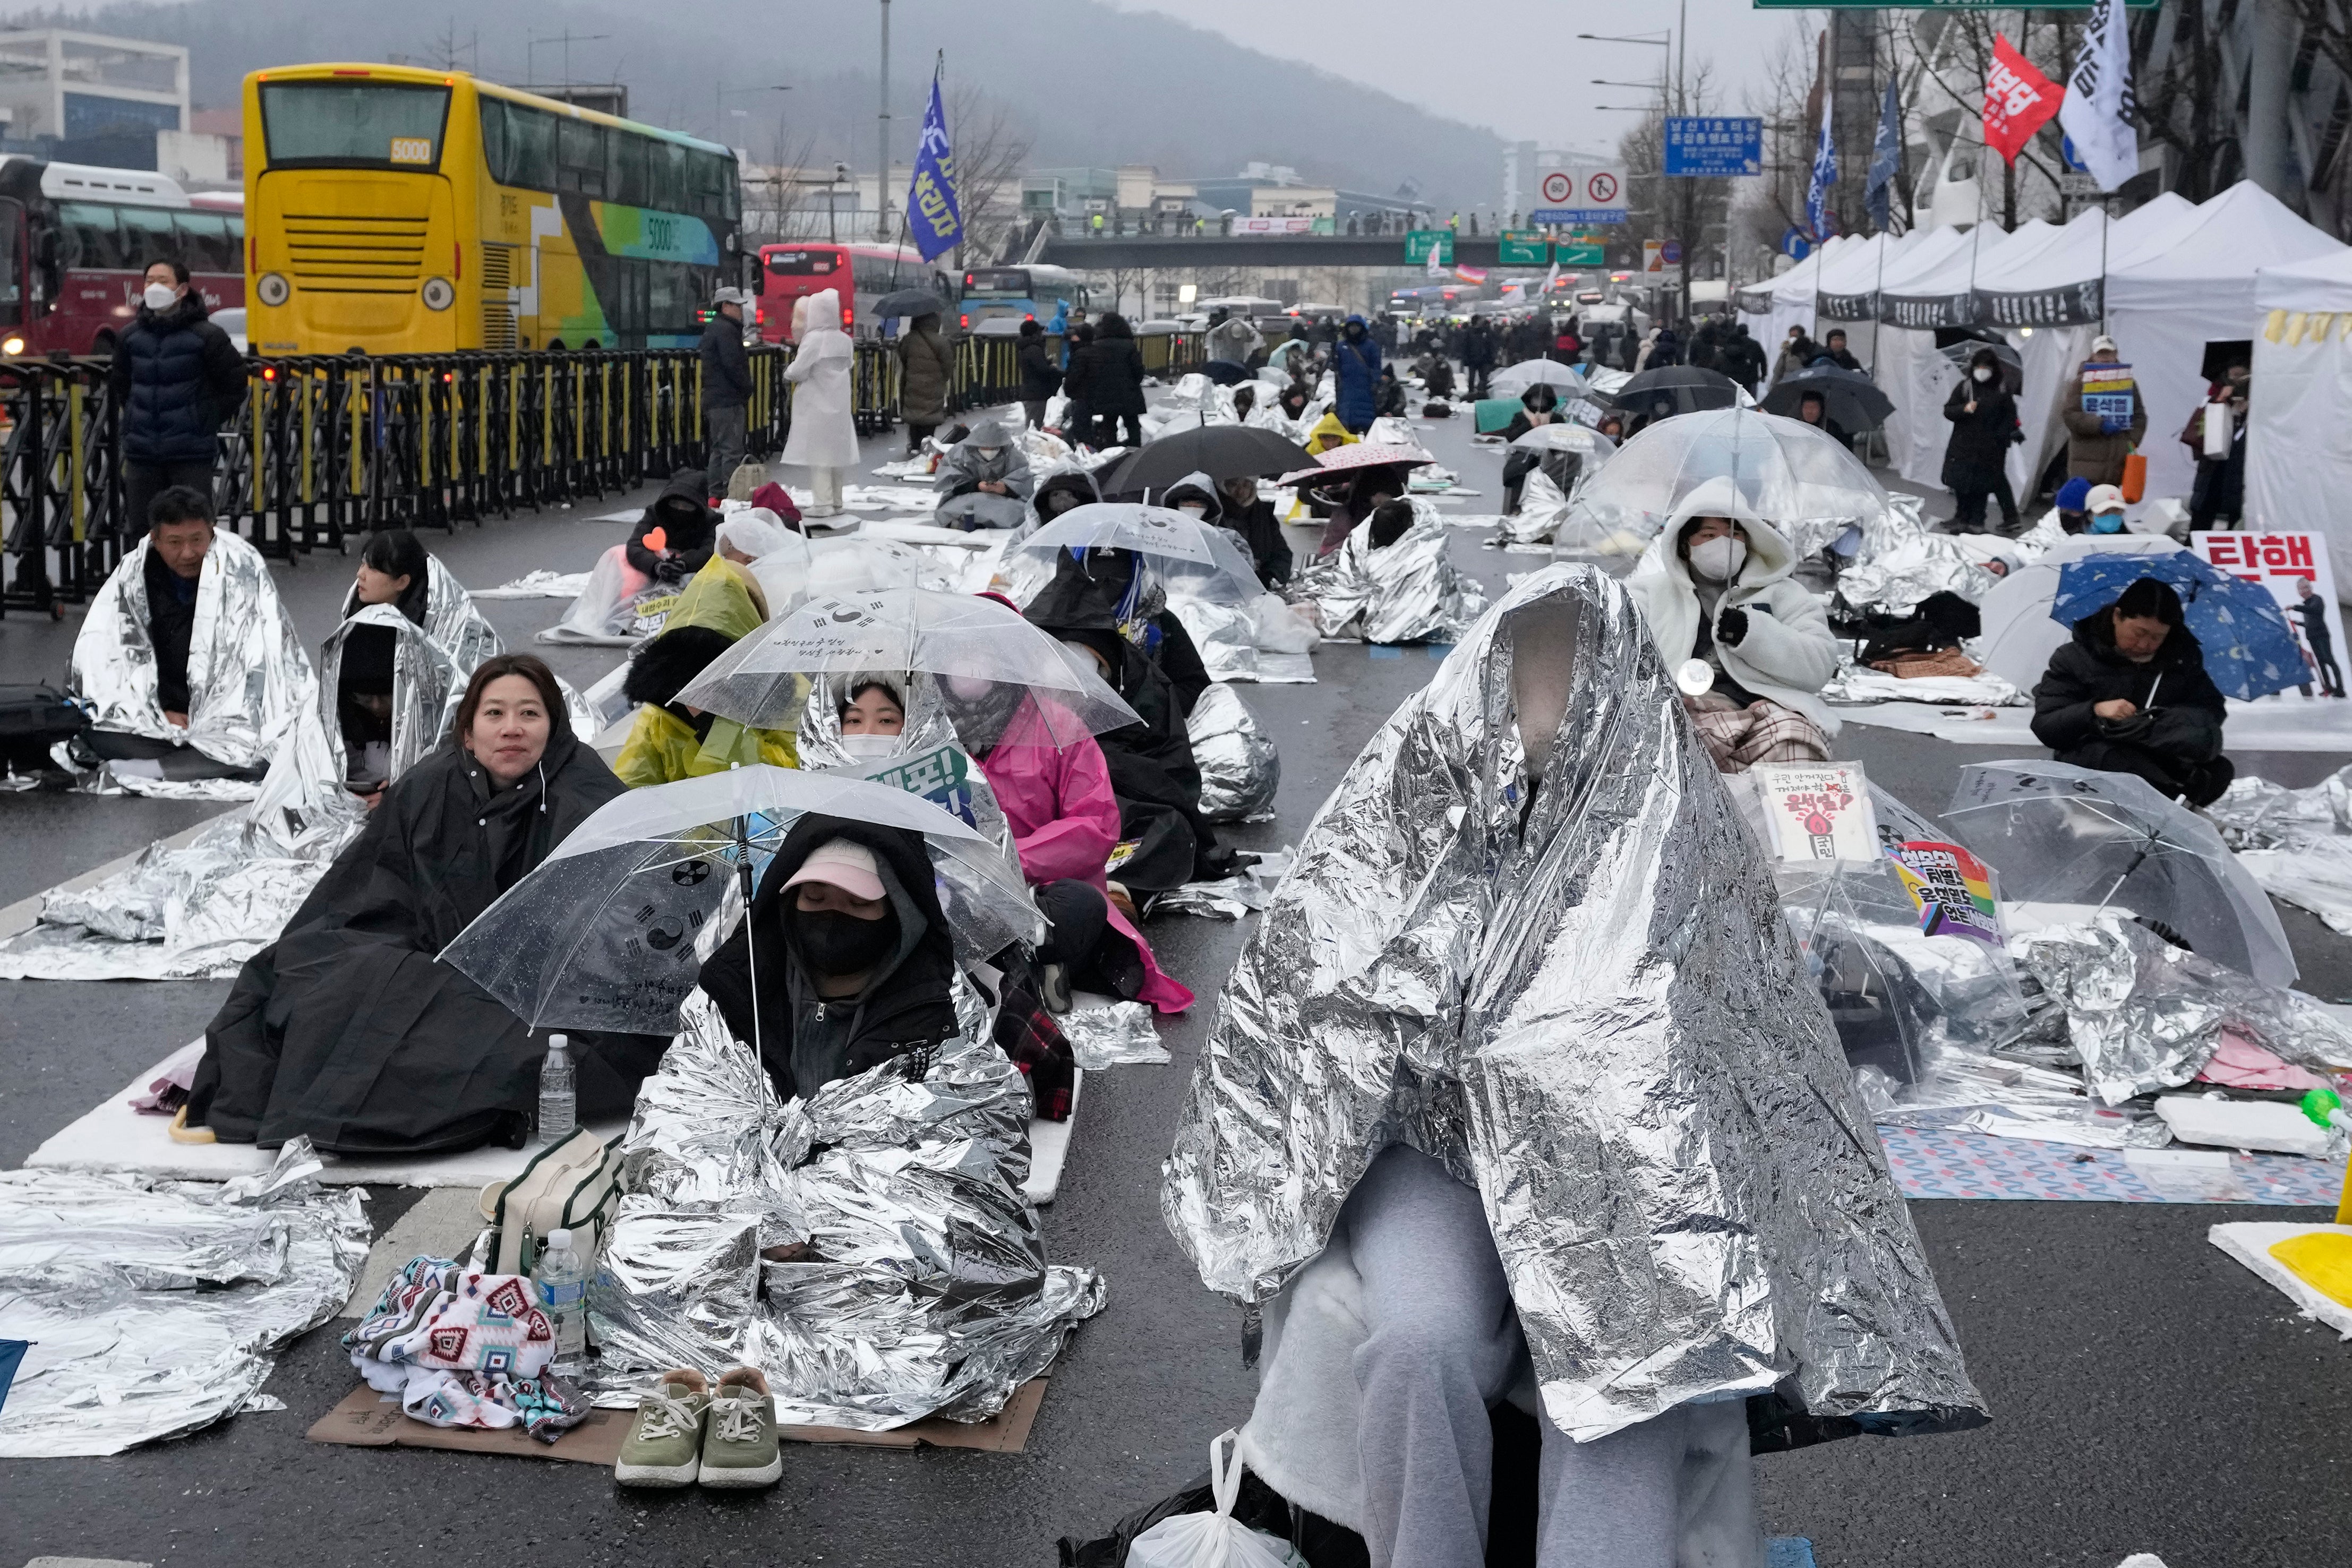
[1344,1144,1690,1568]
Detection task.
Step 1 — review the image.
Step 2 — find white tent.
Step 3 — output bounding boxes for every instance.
[2107,181,2345,510]
[1804,231,1918,367]
[1734,237,1853,355]
[1871,222,2053,489]
[2247,249,2352,567]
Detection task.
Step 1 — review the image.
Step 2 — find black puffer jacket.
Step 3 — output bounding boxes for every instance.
[698,312,752,409]
[2031,606,2227,760]
[109,293,246,465]
[627,469,719,581]
[1940,379,2017,490]
[1086,327,1148,416]
[697,815,963,1101]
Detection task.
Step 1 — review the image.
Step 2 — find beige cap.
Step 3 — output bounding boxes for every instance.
[782,837,884,901]
[2084,484,2127,513]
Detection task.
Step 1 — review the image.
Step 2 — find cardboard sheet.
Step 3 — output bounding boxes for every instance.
[307,1375,1049,1462]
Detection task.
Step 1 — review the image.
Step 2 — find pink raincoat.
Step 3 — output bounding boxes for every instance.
[981,703,1193,1014]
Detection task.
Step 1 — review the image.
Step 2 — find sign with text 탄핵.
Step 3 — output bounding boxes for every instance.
[2193,532,2350,701]
[1664,117,1763,177]
[1529,165,1626,227]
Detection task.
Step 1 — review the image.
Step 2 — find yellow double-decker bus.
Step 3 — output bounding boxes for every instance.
[243,64,743,355]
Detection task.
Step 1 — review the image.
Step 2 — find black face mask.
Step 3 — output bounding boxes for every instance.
[792,905,899,977]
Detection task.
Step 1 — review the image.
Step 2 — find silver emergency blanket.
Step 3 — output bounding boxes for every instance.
[0,1139,370,1458]
[1166,592,1321,684]
[1188,682,1279,822]
[1164,565,1985,1444]
[1831,494,2013,616]
[588,992,1105,1428]
[1,565,506,982]
[1292,499,1487,646]
[1821,662,2024,708]
[542,546,681,645]
[1060,1000,1173,1069]
[67,528,316,798]
[1496,467,1575,550]
[2013,912,2352,1104]
[2209,765,2352,935]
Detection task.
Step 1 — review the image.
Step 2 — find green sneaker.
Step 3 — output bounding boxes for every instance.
[698,1366,782,1488]
[613,1370,709,1488]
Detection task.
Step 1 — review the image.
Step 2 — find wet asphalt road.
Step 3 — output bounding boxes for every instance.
[5,406,2351,1568]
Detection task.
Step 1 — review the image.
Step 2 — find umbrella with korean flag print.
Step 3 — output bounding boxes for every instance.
[2048,552,2307,701]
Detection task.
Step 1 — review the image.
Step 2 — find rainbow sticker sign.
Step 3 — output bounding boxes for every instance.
[1891,841,2003,947]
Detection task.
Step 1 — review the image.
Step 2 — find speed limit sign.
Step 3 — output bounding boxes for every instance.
[1586,170,1620,204]
[1540,170,1573,205]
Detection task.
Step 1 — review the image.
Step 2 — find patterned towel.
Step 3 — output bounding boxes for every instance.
[345,1256,583,1441]
[1684,696,1831,772]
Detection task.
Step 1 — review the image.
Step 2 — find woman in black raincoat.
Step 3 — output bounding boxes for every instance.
[189,655,663,1153]
[1940,347,2021,534]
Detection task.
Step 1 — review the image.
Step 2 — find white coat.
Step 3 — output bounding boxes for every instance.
[1624,477,1842,734]
[780,288,859,470]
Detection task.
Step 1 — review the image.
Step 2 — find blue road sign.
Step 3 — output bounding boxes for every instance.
[1780,227,1812,261]
[1664,116,1764,177]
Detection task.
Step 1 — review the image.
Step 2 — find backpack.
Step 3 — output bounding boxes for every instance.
[477,1127,620,1276]
[0,683,88,774]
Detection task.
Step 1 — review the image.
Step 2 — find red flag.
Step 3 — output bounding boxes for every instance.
[1984,34,2063,166]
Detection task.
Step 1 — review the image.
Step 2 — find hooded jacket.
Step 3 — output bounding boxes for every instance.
[1624,478,1843,733]
[1031,468,1103,523]
[1162,467,1293,590]
[2031,604,2227,761]
[897,316,953,426]
[1331,316,1382,430]
[614,555,797,785]
[627,470,720,581]
[934,416,1036,502]
[1205,313,1262,366]
[781,288,860,469]
[696,813,963,1100]
[109,290,246,465]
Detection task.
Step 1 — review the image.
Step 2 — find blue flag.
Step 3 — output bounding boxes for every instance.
[0,1339,28,1415]
[905,73,962,263]
[1866,76,1903,232]
[1804,90,1837,242]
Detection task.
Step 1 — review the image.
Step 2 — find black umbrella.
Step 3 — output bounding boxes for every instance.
[873,289,947,321]
[1100,424,1317,499]
[1761,365,1897,433]
[1936,333,2023,395]
[1606,365,1742,416]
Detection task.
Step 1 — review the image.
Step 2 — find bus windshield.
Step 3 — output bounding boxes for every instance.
[259,81,451,169]
[962,268,1028,296]
[765,248,840,276]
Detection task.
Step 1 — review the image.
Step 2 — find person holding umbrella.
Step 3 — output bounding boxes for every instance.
[2031,576,2234,806]
[1941,347,2021,535]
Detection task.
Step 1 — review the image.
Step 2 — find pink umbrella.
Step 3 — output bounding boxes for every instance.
[1277,442,1436,485]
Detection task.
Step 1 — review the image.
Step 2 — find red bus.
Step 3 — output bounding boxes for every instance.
[755,240,953,342]
[0,159,244,358]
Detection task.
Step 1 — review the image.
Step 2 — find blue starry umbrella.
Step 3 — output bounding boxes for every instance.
[2049,552,2307,701]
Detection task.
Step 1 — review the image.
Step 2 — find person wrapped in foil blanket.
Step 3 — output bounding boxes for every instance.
[1163,565,1985,1565]
[1292,496,1487,645]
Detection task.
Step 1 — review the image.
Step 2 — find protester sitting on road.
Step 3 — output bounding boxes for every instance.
[614,555,794,786]
[2031,576,2233,806]
[1162,469,1292,590]
[1627,477,1840,771]
[1794,389,1853,451]
[1496,381,1561,447]
[189,655,662,1152]
[335,528,433,800]
[1372,364,1408,417]
[626,469,719,586]
[934,416,1036,530]
[1032,468,1102,524]
[1314,462,1414,559]
[696,818,963,1102]
[836,670,1193,1015]
[2083,483,2130,535]
[2044,476,2094,535]
[66,484,311,783]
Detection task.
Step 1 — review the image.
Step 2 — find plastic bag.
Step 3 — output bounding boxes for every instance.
[1128,1432,1308,1568]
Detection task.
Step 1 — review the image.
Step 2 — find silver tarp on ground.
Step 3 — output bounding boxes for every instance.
[67,529,316,797]
[1831,494,2009,616]
[1060,1001,1173,1068]
[1293,500,1487,646]
[590,992,1105,1428]
[1188,682,1280,823]
[0,1139,370,1458]
[2210,765,2352,934]
[2012,912,2352,1104]
[1164,565,1985,1444]
[1,568,508,982]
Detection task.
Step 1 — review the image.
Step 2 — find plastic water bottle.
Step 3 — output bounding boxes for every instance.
[537,1034,576,1145]
[532,1227,589,1360]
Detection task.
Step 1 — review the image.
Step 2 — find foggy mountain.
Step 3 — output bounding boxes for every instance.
[7,0,1504,210]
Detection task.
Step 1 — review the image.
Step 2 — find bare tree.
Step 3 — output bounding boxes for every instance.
[943,83,1033,269]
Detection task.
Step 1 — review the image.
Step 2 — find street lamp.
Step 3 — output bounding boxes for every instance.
[715,82,791,141]
[526,31,610,88]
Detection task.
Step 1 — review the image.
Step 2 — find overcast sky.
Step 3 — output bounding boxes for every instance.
[1105,0,1803,153]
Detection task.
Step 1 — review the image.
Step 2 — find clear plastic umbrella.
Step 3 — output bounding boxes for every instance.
[439,765,1039,1038]
[1490,360,1603,400]
[1942,759,2296,988]
[1011,503,1267,606]
[1553,407,1891,557]
[675,587,1140,749]
[1510,423,1618,459]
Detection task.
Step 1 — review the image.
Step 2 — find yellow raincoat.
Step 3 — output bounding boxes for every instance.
[613,557,799,786]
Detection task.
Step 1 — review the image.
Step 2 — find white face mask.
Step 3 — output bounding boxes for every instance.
[1687,535,1747,584]
[839,732,900,761]
[1176,503,1207,517]
[143,282,178,311]
[1972,367,1994,384]
[973,447,1003,462]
